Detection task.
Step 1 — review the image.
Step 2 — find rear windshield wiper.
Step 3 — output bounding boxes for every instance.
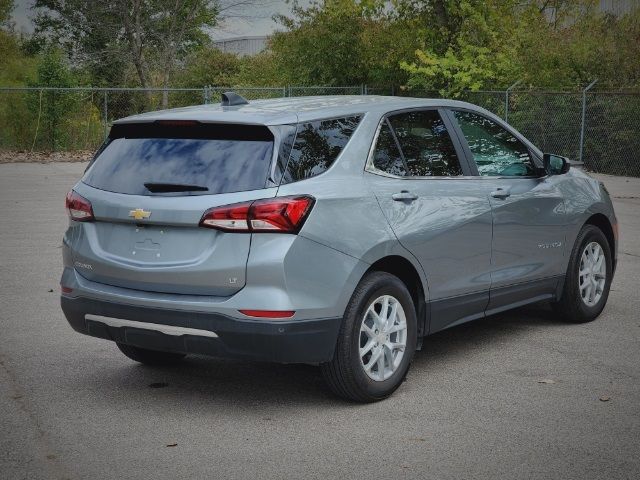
[144,182,209,193]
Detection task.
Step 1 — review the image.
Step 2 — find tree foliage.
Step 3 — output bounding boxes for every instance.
[32,0,219,91]
[0,0,13,25]
[0,0,638,93]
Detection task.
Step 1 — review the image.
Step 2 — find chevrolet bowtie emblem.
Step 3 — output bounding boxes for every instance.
[129,208,151,220]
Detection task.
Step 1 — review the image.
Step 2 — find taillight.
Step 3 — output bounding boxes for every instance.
[65,190,94,221]
[199,195,315,234]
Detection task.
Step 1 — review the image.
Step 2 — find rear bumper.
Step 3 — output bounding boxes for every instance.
[61,295,341,363]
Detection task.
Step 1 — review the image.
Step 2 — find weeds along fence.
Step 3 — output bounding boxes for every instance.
[0,85,638,176]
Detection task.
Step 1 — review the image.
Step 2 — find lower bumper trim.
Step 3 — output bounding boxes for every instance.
[61,296,341,363]
[85,314,219,338]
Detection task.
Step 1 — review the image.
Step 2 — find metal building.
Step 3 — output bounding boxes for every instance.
[212,36,268,57]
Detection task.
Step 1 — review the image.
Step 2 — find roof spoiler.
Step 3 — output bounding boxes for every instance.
[221,91,249,107]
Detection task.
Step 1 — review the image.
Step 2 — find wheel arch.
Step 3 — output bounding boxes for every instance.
[584,213,617,272]
[365,255,429,337]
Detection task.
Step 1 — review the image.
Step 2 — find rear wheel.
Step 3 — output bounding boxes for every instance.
[553,224,612,323]
[116,343,186,366]
[321,272,417,402]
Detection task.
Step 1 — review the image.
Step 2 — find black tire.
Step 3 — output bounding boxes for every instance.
[553,224,612,323]
[116,343,186,366]
[321,271,418,402]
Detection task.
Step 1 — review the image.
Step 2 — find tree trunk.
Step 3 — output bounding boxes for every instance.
[120,0,152,106]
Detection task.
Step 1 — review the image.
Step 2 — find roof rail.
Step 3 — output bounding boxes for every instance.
[221,91,249,106]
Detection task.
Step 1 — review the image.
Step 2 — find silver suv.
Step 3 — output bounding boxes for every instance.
[61,94,618,402]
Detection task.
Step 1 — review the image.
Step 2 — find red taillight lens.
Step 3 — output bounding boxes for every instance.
[199,201,252,231]
[199,195,314,234]
[65,190,94,221]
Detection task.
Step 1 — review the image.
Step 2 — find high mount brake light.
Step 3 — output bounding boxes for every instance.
[65,190,94,221]
[154,120,200,127]
[199,196,315,234]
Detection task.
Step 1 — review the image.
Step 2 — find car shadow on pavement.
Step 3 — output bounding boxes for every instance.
[78,302,571,408]
[413,302,564,367]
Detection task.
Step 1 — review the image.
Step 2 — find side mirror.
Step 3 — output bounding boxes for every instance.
[543,153,570,175]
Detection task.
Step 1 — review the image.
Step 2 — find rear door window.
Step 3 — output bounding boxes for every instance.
[281,116,362,184]
[82,122,274,195]
[386,110,463,177]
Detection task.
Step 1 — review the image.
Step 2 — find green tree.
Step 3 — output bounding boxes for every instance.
[29,49,77,150]
[176,47,241,88]
[235,51,288,86]
[268,0,419,87]
[399,0,523,95]
[270,0,373,85]
[33,0,219,98]
[0,0,13,25]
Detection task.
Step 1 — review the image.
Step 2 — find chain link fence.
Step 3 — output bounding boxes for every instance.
[1,86,638,176]
[287,85,364,97]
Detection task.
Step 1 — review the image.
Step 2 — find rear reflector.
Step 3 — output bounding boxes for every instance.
[200,195,314,234]
[61,285,73,294]
[239,310,295,319]
[65,190,94,221]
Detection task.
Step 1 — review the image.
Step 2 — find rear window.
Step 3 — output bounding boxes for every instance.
[82,122,274,196]
[280,115,362,184]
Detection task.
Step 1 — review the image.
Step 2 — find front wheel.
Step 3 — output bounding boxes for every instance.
[553,224,613,323]
[321,272,418,402]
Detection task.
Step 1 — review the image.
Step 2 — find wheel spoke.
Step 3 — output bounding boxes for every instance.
[594,255,604,271]
[380,296,390,322]
[387,341,406,352]
[386,300,398,330]
[360,339,375,357]
[386,324,407,335]
[365,347,383,372]
[383,344,395,370]
[362,323,376,339]
[369,309,384,330]
[377,351,386,380]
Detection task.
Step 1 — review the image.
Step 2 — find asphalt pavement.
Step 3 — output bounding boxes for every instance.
[1,162,639,480]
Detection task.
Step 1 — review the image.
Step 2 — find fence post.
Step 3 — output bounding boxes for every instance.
[579,79,598,163]
[203,86,208,104]
[103,91,108,139]
[282,86,287,98]
[504,79,522,122]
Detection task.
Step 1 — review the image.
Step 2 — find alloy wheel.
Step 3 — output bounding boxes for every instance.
[579,241,607,307]
[359,295,408,381]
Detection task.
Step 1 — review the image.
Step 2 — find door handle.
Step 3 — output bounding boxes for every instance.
[392,191,418,202]
[490,188,511,199]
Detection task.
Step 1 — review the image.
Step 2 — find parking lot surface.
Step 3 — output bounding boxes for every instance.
[1,162,639,479]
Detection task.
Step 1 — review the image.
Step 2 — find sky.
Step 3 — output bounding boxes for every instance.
[10,0,306,40]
